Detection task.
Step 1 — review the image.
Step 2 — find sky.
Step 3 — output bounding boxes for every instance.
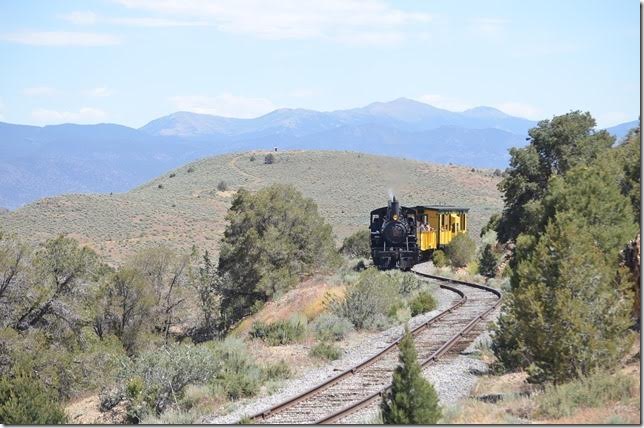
[0,0,640,129]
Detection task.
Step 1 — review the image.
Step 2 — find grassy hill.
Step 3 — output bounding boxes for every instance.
[0,150,503,265]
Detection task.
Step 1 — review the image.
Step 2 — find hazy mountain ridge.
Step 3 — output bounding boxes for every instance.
[0,98,638,209]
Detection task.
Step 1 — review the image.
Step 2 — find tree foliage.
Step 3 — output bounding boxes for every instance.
[493,218,634,384]
[491,113,639,384]
[218,184,339,329]
[381,328,441,424]
[93,267,155,354]
[495,111,614,243]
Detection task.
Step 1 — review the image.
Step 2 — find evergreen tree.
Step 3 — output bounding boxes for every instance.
[0,371,67,424]
[495,111,613,243]
[493,217,634,384]
[218,184,340,329]
[381,328,441,424]
[478,244,498,278]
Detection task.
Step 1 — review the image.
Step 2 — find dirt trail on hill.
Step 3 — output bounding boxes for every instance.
[229,154,265,187]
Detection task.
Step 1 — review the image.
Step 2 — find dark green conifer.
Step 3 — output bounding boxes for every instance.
[478,244,498,278]
[381,328,441,424]
[0,371,68,424]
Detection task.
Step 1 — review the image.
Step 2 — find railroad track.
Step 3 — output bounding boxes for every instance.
[247,269,502,424]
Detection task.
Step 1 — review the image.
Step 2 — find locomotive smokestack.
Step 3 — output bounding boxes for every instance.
[388,195,400,219]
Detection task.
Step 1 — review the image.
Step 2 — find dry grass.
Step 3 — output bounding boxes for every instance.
[448,341,641,424]
[1,151,502,265]
[232,276,345,336]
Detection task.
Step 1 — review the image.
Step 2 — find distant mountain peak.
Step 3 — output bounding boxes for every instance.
[462,106,510,118]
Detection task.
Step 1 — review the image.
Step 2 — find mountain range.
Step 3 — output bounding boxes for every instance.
[0,97,638,209]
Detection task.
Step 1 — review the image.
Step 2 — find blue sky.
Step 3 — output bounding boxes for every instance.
[0,0,639,128]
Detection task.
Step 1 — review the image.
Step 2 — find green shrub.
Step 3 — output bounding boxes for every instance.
[535,370,634,419]
[331,268,399,330]
[309,342,341,361]
[386,270,423,296]
[217,181,228,191]
[210,338,263,400]
[445,234,476,268]
[262,360,292,381]
[0,371,68,424]
[114,342,225,420]
[249,155,256,162]
[409,291,437,316]
[214,364,262,400]
[432,250,447,267]
[340,229,371,258]
[187,166,195,173]
[264,154,275,164]
[310,313,353,341]
[249,315,307,346]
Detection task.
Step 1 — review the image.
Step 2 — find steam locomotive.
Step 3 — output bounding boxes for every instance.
[370,197,469,270]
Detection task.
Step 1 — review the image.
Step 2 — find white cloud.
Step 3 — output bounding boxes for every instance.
[31,107,108,124]
[24,86,59,97]
[417,94,473,112]
[493,102,541,119]
[59,11,98,25]
[115,0,431,44]
[169,94,278,118]
[110,17,209,27]
[2,31,120,46]
[58,10,207,28]
[85,87,111,97]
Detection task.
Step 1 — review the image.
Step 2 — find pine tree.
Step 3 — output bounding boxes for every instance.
[478,244,498,278]
[381,328,441,424]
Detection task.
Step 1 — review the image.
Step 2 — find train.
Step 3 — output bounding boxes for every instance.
[370,196,469,270]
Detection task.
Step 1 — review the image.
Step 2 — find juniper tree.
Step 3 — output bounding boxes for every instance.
[478,244,498,278]
[492,217,634,384]
[381,328,441,424]
[0,371,67,424]
[494,111,614,244]
[491,118,638,384]
[218,184,339,329]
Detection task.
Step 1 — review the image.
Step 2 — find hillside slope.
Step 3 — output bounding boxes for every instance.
[0,151,503,264]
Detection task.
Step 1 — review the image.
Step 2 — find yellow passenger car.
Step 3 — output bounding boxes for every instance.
[414,205,469,254]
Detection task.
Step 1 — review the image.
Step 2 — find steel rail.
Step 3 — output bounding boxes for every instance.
[316,272,502,424]
[247,271,501,424]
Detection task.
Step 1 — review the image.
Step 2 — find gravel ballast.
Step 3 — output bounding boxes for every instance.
[203,266,499,424]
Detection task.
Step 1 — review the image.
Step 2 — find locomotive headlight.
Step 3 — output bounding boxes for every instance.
[393,214,399,221]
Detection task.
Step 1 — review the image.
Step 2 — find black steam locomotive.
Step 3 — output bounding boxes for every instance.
[369,196,419,270]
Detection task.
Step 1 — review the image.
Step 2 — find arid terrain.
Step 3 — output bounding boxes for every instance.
[1,150,503,264]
